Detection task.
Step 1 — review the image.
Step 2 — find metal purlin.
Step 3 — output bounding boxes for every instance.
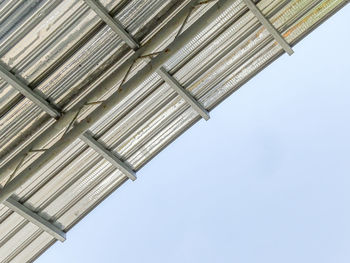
[0,0,232,206]
[242,0,294,55]
[157,67,210,120]
[0,64,60,118]
[0,0,208,241]
[0,0,207,242]
[0,65,137,183]
[3,198,66,242]
[0,67,137,177]
[0,67,68,241]
[0,1,151,243]
[85,0,211,121]
[83,0,139,50]
[0,0,345,252]
[0,64,135,242]
[0,0,202,184]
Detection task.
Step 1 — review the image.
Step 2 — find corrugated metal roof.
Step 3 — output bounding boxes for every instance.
[0,0,347,262]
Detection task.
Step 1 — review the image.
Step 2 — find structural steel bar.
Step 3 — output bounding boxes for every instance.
[0,0,200,183]
[242,0,293,55]
[84,0,139,49]
[94,0,209,120]
[4,198,66,242]
[157,67,210,120]
[79,133,136,181]
[0,0,232,204]
[0,64,60,118]
[0,1,139,221]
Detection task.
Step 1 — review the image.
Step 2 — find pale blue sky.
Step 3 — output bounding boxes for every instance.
[37,6,350,263]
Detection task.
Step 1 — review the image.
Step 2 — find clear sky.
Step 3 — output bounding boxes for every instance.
[37,6,350,263]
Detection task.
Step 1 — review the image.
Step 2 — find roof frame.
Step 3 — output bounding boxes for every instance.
[83,0,139,49]
[88,0,210,120]
[0,0,146,234]
[4,198,66,242]
[0,0,232,204]
[0,76,137,235]
[0,63,137,219]
[157,67,210,120]
[79,133,136,181]
[0,0,347,259]
[0,0,200,184]
[0,64,60,118]
[242,0,294,55]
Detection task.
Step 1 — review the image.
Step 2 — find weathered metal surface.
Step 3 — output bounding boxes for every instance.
[0,0,346,261]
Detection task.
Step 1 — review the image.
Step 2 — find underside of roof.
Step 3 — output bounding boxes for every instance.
[0,0,347,262]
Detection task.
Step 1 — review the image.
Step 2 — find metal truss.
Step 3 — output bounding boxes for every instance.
[0,0,231,206]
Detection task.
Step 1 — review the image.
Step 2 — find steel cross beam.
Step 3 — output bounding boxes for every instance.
[0,0,221,231]
[0,0,231,204]
[157,67,210,120]
[81,0,138,180]
[0,64,60,118]
[0,67,136,214]
[83,0,139,50]
[0,0,200,183]
[0,8,137,231]
[94,0,209,121]
[79,133,136,181]
[0,64,68,241]
[4,198,66,242]
[242,0,293,55]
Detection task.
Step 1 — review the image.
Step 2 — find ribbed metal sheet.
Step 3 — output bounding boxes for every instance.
[0,0,346,262]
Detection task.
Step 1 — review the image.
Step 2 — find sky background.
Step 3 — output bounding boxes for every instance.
[37,6,349,263]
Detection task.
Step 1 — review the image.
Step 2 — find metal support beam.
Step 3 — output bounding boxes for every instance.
[97,0,209,122]
[84,0,139,49]
[157,67,210,121]
[242,0,293,55]
[4,198,66,242]
[0,0,200,183]
[79,133,136,181]
[0,0,139,223]
[0,64,60,117]
[0,0,231,204]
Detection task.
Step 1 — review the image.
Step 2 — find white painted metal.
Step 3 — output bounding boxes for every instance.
[242,0,294,55]
[0,64,60,117]
[83,0,139,49]
[157,67,210,120]
[4,198,66,242]
[79,133,137,181]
